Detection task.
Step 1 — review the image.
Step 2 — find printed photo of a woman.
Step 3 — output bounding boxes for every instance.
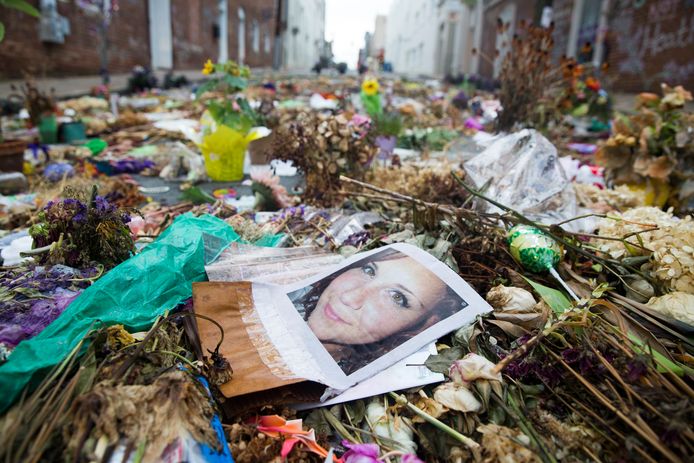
[287,248,468,375]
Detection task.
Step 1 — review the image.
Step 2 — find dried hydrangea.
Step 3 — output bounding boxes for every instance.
[267,111,376,206]
[365,163,467,204]
[574,183,644,212]
[594,207,694,293]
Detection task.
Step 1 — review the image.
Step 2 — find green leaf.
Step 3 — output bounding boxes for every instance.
[180,186,216,205]
[522,276,572,314]
[0,22,5,42]
[343,399,366,425]
[195,79,217,98]
[304,409,332,437]
[1,0,40,17]
[626,332,691,376]
[424,346,463,374]
[223,74,248,91]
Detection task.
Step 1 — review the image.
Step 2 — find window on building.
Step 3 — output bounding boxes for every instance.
[252,20,259,53]
[264,31,271,54]
[237,7,246,64]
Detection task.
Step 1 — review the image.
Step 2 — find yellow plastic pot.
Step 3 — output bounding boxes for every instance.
[199,124,261,181]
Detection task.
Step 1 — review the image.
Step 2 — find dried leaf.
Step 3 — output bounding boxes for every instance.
[425,346,464,375]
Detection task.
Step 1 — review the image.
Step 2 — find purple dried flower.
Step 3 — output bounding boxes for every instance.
[625,358,648,382]
[561,348,581,364]
[535,363,563,387]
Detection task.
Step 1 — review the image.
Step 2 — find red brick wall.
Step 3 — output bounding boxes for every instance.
[551,0,694,93]
[0,0,150,79]
[603,0,694,92]
[171,0,220,70]
[227,0,276,68]
[0,0,277,80]
[479,0,537,78]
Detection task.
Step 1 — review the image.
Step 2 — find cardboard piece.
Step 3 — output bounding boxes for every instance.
[192,281,325,407]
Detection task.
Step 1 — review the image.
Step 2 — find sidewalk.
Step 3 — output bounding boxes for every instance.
[0,67,282,99]
[0,69,204,99]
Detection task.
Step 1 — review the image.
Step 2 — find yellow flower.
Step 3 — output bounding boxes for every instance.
[362,79,379,96]
[202,59,214,75]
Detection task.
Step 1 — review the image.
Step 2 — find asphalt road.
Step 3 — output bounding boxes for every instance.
[131,172,304,207]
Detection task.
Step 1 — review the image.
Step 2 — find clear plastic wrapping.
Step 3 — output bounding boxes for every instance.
[463,129,578,226]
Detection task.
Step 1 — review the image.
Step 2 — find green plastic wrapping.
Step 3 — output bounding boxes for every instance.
[0,213,267,414]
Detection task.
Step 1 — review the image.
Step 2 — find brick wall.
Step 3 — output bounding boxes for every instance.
[551,0,694,93]
[171,0,220,70]
[227,0,276,68]
[603,0,694,92]
[0,0,277,80]
[0,0,150,79]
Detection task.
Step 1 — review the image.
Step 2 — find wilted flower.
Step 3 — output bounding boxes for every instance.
[433,382,482,413]
[449,353,503,384]
[636,92,659,108]
[401,455,425,463]
[366,401,417,454]
[585,76,601,91]
[660,84,692,109]
[250,168,293,210]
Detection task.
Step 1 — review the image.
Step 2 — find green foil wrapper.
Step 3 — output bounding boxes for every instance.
[507,225,561,273]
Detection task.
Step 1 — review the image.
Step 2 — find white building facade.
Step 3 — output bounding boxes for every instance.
[370,15,387,58]
[385,0,483,77]
[385,0,439,75]
[280,0,325,70]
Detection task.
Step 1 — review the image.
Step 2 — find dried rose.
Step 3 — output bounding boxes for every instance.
[433,382,482,413]
[449,353,502,385]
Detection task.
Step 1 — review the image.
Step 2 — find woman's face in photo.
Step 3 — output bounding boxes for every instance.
[307,256,448,345]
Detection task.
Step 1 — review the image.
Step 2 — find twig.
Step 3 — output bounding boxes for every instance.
[547,350,684,463]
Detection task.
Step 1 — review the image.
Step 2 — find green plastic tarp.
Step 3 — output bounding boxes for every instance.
[0,213,277,414]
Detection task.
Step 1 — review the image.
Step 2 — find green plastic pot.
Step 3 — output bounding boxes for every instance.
[38,115,58,144]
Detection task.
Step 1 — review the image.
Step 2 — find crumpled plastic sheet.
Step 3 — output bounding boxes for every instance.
[0,213,252,414]
[444,131,500,162]
[326,210,383,245]
[463,129,578,228]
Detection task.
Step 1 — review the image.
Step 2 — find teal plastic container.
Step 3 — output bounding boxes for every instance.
[60,121,87,143]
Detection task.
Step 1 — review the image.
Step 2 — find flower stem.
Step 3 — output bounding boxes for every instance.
[388,392,479,451]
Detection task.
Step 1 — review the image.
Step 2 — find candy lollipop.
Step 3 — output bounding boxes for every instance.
[507,224,580,301]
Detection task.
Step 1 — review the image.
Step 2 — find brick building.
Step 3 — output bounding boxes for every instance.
[474,0,694,92]
[550,0,694,92]
[0,0,277,80]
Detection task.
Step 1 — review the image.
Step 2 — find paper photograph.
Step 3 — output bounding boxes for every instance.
[286,246,470,375]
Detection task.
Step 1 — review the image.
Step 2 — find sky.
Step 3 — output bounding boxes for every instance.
[325,0,393,67]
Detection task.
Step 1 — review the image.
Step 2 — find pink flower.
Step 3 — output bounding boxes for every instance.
[402,455,425,463]
[342,441,379,463]
[341,441,423,463]
[250,168,293,208]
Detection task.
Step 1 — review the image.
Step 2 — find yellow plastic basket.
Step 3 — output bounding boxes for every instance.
[199,124,259,181]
